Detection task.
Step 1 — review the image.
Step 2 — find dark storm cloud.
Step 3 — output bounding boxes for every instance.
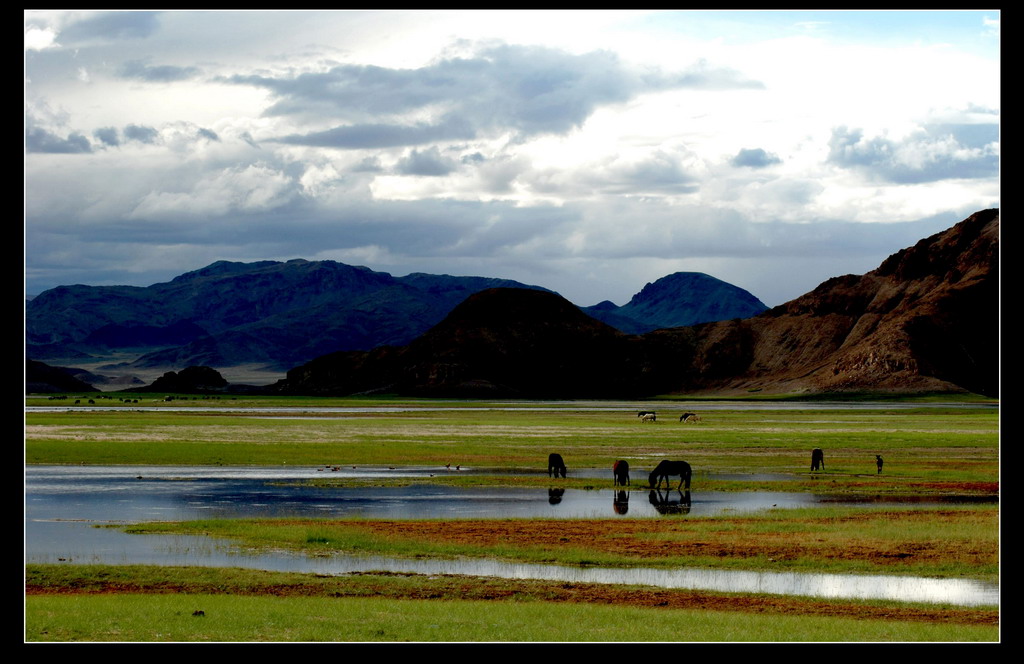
[119,59,201,82]
[25,127,91,153]
[731,147,782,168]
[59,11,163,43]
[233,43,763,149]
[827,124,998,183]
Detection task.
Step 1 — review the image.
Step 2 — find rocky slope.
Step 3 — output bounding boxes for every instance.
[648,208,1000,396]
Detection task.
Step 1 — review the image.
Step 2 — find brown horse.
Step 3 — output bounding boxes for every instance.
[648,460,692,490]
[613,460,630,486]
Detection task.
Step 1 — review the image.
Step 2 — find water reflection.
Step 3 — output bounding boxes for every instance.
[649,489,692,515]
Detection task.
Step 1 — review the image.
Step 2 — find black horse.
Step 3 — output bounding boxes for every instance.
[613,460,630,486]
[876,455,884,474]
[548,453,567,478]
[648,460,692,490]
[811,448,825,471]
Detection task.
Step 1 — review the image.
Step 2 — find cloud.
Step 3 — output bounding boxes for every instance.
[233,42,763,149]
[123,124,157,143]
[275,115,476,149]
[58,11,163,44]
[119,59,201,82]
[92,127,120,146]
[25,126,91,153]
[731,148,782,168]
[828,124,998,183]
[396,147,459,176]
[127,163,300,220]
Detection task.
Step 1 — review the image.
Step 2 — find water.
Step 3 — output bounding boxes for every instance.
[24,465,999,606]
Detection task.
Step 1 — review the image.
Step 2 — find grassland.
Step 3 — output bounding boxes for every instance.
[24,393,1000,642]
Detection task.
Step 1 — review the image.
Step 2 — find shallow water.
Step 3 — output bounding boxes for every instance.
[24,465,999,607]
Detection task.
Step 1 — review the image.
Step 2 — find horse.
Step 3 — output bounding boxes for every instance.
[613,460,630,486]
[648,460,692,490]
[679,412,698,422]
[640,412,657,422]
[548,453,567,478]
[811,448,825,471]
[876,455,884,474]
[637,411,655,418]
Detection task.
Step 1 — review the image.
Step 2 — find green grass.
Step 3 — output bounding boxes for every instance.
[25,403,999,494]
[27,593,997,642]
[25,565,998,642]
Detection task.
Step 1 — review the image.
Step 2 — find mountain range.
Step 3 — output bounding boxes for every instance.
[26,209,998,398]
[268,209,998,398]
[26,261,766,374]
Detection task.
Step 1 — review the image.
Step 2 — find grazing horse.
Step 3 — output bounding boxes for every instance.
[640,412,657,422]
[648,460,692,490]
[811,448,825,471]
[637,411,655,418]
[679,412,698,422]
[613,460,630,486]
[876,455,884,474]
[548,453,567,478]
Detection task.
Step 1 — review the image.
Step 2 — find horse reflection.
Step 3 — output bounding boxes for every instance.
[649,488,692,514]
[613,490,630,514]
[548,488,565,504]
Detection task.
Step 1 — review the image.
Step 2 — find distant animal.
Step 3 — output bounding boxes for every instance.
[679,412,698,422]
[648,460,692,490]
[811,448,825,471]
[613,460,630,486]
[876,455,884,474]
[548,453,567,478]
[637,411,655,418]
[640,412,657,422]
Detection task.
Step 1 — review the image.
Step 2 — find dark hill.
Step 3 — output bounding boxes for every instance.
[26,359,101,393]
[126,365,229,394]
[273,288,651,398]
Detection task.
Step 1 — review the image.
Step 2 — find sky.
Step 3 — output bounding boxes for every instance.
[24,10,1000,308]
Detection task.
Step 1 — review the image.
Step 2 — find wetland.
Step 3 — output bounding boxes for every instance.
[24,397,1000,641]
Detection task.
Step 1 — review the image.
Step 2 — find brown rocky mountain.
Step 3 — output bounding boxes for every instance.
[655,207,999,396]
[270,208,998,398]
